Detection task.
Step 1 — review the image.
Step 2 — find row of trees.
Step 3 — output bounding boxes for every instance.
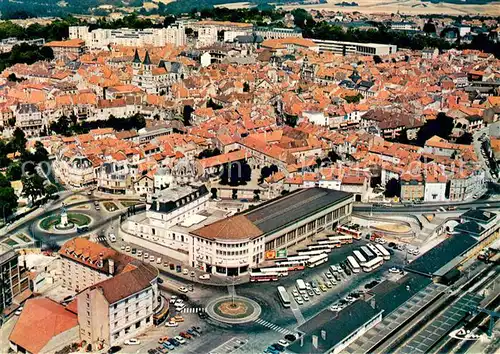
[0,43,53,72]
[49,113,147,136]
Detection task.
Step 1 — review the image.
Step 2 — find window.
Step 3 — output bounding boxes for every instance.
[135,321,140,329]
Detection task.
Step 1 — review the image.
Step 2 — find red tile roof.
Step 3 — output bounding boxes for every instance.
[9,298,78,354]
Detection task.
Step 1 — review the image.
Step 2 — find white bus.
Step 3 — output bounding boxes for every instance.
[259,266,289,277]
[361,246,375,259]
[250,271,279,282]
[327,234,353,245]
[375,244,390,261]
[277,286,291,308]
[275,257,308,271]
[368,243,383,258]
[362,257,384,272]
[307,244,334,253]
[297,249,329,257]
[337,225,362,240]
[347,256,361,273]
[308,253,328,268]
[296,279,306,293]
[316,239,342,248]
[353,250,367,265]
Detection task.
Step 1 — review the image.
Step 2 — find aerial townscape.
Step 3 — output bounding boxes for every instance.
[0,1,499,354]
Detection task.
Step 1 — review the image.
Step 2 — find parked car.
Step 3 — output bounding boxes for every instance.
[158,336,169,344]
[199,274,210,280]
[131,248,136,254]
[166,320,178,327]
[137,250,142,257]
[278,339,289,347]
[169,296,177,303]
[187,329,197,337]
[182,269,189,275]
[162,342,174,350]
[173,315,184,322]
[198,311,208,319]
[14,306,23,316]
[191,326,202,334]
[149,256,155,262]
[180,332,192,339]
[313,288,321,296]
[178,286,188,293]
[174,336,186,344]
[167,338,179,347]
[295,297,304,305]
[292,289,299,297]
[107,346,121,353]
[144,252,149,259]
[124,338,141,345]
[302,294,309,301]
[389,267,401,274]
[125,246,131,252]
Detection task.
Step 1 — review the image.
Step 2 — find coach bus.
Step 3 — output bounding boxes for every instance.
[346,256,361,273]
[353,250,367,265]
[316,239,342,248]
[337,224,362,240]
[307,253,329,268]
[375,244,390,261]
[368,243,383,258]
[277,286,291,308]
[361,245,375,259]
[250,270,279,282]
[327,234,353,245]
[275,257,309,271]
[259,266,289,277]
[297,249,329,257]
[362,257,384,272]
[307,244,335,253]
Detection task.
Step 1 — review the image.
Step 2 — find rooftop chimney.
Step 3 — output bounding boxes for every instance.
[321,330,327,341]
[312,335,318,349]
[109,259,115,275]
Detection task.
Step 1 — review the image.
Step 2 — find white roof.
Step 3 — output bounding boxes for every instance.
[179,214,207,227]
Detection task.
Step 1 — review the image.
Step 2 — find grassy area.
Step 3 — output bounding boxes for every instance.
[14,233,31,243]
[3,238,18,246]
[39,213,91,230]
[120,201,139,207]
[103,202,119,212]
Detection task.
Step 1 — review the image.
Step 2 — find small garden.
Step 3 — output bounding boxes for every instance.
[103,202,119,212]
[40,213,91,231]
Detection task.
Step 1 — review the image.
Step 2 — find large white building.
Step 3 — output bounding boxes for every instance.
[121,186,353,276]
[311,39,397,56]
[69,23,187,49]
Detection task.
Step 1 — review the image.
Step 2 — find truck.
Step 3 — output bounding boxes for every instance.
[296,279,306,294]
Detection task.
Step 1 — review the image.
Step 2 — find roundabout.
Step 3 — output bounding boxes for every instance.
[206,295,261,324]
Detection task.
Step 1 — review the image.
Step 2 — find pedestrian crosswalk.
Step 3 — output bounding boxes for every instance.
[255,318,293,335]
[89,236,107,243]
[181,307,206,313]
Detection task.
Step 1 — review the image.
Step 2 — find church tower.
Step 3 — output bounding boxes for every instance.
[132,49,141,74]
[143,50,152,73]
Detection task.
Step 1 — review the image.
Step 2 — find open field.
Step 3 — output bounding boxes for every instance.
[277,0,500,16]
[214,1,252,8]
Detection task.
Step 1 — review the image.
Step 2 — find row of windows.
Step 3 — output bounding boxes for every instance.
[216,249,248,256]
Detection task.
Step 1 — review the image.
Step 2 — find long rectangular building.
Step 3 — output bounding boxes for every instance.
[311,39,397,56]
[121,187,353,277]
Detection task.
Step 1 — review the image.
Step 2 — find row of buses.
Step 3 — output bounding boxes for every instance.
[249,234,356,282]
[346,243,391,273]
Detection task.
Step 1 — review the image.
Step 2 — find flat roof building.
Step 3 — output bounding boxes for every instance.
[287,300,383,354]
[121,187,353,277]
[311,39,397,56]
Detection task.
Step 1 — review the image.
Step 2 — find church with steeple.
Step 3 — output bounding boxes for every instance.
[131,49,185,95]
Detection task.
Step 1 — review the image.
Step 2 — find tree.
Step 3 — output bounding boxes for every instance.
[416,112,454,146]
[344,93,363,103]
[284,114,298,128]
[243,82,250,92]
[259,164,278,183]
[0,186,18,220]
[183,105,193,126]
[384,178,401,198]
[456,132,473,145]
[253,189,260,201]
[11,128,27,154]
[210,187,218,199]
[423,20,436,35]
[45,184,58,199]
[198,148,221,159]
[373,55,383,64]
[6,163,22,181]
[22,174,45,204]
[327,150,340,163]
[33,141,49,163]
[7,73,23,82]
